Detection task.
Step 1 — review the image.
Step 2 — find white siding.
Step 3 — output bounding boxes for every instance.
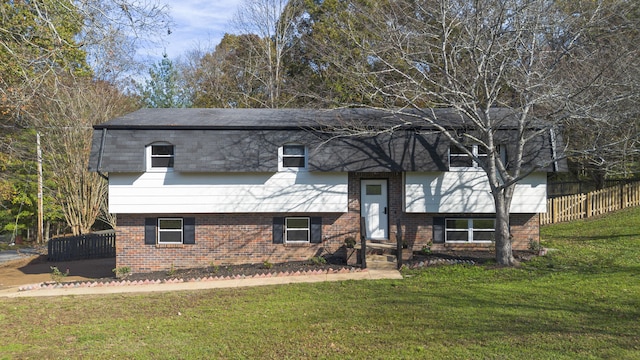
[405,171,547,213]
[109,171,348,214]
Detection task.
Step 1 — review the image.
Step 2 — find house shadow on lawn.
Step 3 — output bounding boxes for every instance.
[0,256,116,288]
[19,256,116,278]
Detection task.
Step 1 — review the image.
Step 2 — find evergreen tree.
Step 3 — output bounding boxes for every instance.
[139,54,191,108]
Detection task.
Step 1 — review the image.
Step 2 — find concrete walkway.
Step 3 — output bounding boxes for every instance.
[0,269,403,298]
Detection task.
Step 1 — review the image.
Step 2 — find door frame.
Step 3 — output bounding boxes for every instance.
[360,179,389,240]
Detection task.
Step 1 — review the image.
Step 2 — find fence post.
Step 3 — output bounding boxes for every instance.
[396,217,403,270]
[360,217,367,269]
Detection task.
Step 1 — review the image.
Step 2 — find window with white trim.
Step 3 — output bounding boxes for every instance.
[285,217,310,243]
[157,218,183,244]
[449,144,503,168]
[280,144,307,170]
[147,144,174,170]
[445,218,495,243]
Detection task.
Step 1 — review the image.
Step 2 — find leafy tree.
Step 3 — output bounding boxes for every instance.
[186,0,303,108]
[0,130,64,241]
[283,0,421,107]
[189,33,267,108]
[138,54,191,108]
[0,0,90,135]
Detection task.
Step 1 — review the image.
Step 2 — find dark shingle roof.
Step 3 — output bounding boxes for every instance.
[94,107,526,130]
[90,108,565,173]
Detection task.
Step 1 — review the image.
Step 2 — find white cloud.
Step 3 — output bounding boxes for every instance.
[151,1,243,59]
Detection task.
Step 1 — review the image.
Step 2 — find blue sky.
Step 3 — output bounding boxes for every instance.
[154,1,243,59]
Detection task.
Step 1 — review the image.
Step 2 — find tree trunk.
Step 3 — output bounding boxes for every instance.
[494,193,517,266]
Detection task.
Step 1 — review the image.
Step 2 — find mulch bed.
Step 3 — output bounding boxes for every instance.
[102,250,537,282]
[407,249,536,267]
[124,258,352,283]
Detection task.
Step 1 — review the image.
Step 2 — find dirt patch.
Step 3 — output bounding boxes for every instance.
[0,255,115,290]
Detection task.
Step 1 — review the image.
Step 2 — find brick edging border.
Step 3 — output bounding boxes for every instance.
[17,267,366,292]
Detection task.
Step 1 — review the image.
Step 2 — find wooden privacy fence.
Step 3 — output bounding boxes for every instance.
[541,182,640,225]
[48,231,116,262]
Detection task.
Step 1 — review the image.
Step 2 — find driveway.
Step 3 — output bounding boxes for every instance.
[0,247,42,264]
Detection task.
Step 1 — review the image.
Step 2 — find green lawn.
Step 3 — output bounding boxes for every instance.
[2,208,639,359]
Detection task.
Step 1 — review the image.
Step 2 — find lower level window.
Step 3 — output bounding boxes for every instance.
[285,217,310,243]
[445,218,495,243]
[158,218,183,244]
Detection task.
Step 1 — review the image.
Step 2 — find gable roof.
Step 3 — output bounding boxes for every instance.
[89,108,566,173]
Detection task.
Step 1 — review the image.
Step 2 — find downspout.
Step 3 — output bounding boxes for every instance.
[96,128,109,181]
[549,128,559,172]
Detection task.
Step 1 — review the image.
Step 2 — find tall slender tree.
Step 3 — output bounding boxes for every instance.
[31,77,137,235]
[230,0,303,107]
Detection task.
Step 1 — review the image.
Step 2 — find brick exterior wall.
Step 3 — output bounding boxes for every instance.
[116,212,360,273]
[115,172,540,273]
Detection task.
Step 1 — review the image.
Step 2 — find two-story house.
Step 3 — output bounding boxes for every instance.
[89,108,564,273]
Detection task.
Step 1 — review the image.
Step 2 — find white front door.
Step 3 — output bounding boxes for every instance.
[361,179,388,240]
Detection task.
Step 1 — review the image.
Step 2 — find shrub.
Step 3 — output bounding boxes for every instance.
[309,256,327,266]
[112,266,131,279]
[50,266,69,283]
[344,237,356,248]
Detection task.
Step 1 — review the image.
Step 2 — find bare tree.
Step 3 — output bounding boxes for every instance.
[32,77,137,235]
[300,0,639,265]
[232,0,303,107]
[555,0,640,186]
[76,0,172,85]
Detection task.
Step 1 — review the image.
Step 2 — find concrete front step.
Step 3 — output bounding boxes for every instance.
[367,260,398,270]
[355,242,397,250]
[367,254,398,270]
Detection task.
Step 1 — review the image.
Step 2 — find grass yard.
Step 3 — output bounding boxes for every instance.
[1,208,639,359]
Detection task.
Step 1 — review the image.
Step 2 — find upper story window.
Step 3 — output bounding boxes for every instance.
[449,144,503,169]
[280,144,307,170]
[147,143,174,171]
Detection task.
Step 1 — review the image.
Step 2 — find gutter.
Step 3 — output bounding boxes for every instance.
[96,128,109,181]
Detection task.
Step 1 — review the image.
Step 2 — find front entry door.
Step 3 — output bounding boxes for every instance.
[361,179,388,240]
